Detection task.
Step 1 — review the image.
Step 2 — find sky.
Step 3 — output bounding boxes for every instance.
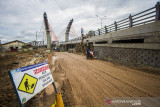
[0,0,158,44]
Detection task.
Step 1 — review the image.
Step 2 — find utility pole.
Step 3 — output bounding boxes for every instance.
[43,12,51,49]
[96,15,107,29]
[36,32,37,41]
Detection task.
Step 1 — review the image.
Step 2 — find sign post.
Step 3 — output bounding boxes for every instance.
[9,61,55,106]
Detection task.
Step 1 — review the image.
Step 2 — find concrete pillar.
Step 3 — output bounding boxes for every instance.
[46,31,51,49]
[61,45,67,51]
[43,12,51,49]
[65,33,69,42]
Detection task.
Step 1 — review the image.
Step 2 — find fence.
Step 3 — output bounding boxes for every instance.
[68,2,160,41]
[93,2,160,36]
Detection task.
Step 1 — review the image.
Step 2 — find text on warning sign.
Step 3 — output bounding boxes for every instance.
[33,65,49,74]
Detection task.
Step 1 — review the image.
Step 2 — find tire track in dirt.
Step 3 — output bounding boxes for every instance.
[73,55,160,97]
[86,60,160,97]
[57,53,104,106]
[78,59,153,97]
[56,52,160,106]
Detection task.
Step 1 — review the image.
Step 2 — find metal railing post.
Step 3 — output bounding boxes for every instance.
[155,2,160,21]
[105,26,108,33]
[114,21,117,31]
[98,29,101,35]
[129,14,133,27]
[93,31,96,36]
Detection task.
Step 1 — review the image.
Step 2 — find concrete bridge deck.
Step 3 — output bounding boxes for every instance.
[59,21,160,69]
[60,20,160,46]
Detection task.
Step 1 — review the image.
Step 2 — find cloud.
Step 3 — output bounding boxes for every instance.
[0,0,158,44]
[21,30,35,36]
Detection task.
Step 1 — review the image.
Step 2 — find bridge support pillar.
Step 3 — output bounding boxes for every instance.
[61,45,67,51]
[65,33,69,42]
[43,12,51,49]
[46,31,51,49]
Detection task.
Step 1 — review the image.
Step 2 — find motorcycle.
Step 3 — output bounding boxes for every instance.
[86,51,94,59]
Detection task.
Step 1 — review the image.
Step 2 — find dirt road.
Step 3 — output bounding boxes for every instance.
[56,52,160,106]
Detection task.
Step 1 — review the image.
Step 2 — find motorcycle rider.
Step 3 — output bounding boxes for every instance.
[87,47,91,59]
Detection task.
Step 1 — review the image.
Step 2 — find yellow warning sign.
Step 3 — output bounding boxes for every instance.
[18,73,38,94]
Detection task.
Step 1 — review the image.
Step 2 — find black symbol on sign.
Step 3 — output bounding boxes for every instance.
[24,79,35,91]
[18,73,38,94]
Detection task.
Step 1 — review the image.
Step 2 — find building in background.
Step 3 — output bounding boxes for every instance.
[2,40,27,52]
[28,41,44,47]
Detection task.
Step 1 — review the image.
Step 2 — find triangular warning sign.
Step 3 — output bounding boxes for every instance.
[18,73,38,94]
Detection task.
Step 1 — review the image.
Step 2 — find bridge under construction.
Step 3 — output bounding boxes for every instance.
[40,2,160,69]
[36,3,160,106]
[1,2,160,107]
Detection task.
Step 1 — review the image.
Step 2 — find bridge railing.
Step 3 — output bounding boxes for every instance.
[117,17,129,30]
[65,2,160,42]
[132,7,156,27]
[93,2,159,36]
